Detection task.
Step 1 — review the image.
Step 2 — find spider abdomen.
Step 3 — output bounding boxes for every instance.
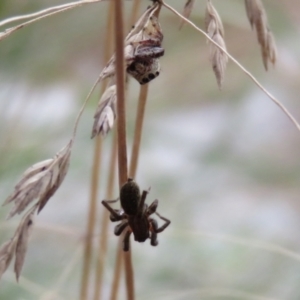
[129,216,150,242]
[120,178,140,215]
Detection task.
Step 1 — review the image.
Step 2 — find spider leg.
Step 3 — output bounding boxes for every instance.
[102,199,124,222]
[123,230,132,252]
[135,46,164,60]
[109,209,124,222]
[153,211,171,233]
[150,218,158,246]
[146,199,158,216]
[132,38,161,49]
[114,221,128,236]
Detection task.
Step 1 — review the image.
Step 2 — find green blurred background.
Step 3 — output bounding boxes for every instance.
[1,0,300,299]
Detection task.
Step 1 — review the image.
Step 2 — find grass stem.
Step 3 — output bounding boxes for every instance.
[79,136,102,300]
[129,84,149,178]
[114,0,135,299]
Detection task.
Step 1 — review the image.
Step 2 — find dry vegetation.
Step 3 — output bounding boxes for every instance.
[0,0,300,299]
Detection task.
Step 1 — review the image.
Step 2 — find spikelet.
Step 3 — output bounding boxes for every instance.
[3,140,72,218]
[244,0,277,70]
[91,85,117,137]
[126,2,161,43]
[0,238,17,280]
[0,206,35,281]
[205,0,228,89]
[179,0,196,29]
[14,208,35,281]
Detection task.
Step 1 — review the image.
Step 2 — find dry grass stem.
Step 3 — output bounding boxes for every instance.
[113,0,134,299]
[179,0,196,29]
[93,132,117,300]
[110,239,123,300]
[0,1,95,28]
[205,0,228,88]
[0,0,102,42]
[91,2,115,299]
[114,0,128,187]
[129,84,149,178]
[91,84,117,138]
[162,0,300,133]
[245,0,277,70]
[79,137,102,300]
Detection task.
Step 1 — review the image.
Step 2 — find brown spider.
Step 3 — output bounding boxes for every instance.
[102,178,170,251]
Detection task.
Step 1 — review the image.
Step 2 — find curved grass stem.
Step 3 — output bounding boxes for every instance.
[0,0,102,42]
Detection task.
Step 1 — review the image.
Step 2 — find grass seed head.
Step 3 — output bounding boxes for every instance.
[0,238,17,280]
[205,0,228,89]
[244,0,277,70]
[3,141,72,218]
[14,210,35,281]
[179,0,196,29]
[91,84,117,137]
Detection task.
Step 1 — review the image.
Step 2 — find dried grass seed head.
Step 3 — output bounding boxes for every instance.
[3,141,72,218]
[0,206,35,281]
[244,0,277,70]
[0,238,17,280]
[205,0,228,88]
[179,0,196,29]
[205,0,224,38]
[14,209,35,281]
[91,84,117,137]
[126,2,161,43]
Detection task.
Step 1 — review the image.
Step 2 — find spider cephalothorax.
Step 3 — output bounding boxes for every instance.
[102,178,170,251]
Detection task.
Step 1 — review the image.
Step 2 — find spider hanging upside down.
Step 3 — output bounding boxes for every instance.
[127,35,165,84]
[102,178,170,251]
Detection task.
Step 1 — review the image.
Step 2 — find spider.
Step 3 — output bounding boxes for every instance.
[127,57,161,84]
[127,43,164,84]
[102,178,170,251]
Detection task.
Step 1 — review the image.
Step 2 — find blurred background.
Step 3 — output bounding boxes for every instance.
[1,0,300,299]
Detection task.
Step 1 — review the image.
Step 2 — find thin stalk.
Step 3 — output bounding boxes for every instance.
[79,136,102,300]
[115,1,128,187]
[162,0,300,133]
[0,0,102,42]
[0,0,94,27]
[93,131,118,300]
[92,1,115,298]
[110,238,123,300]
[114,1,134,300]
[129,84,149,178]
